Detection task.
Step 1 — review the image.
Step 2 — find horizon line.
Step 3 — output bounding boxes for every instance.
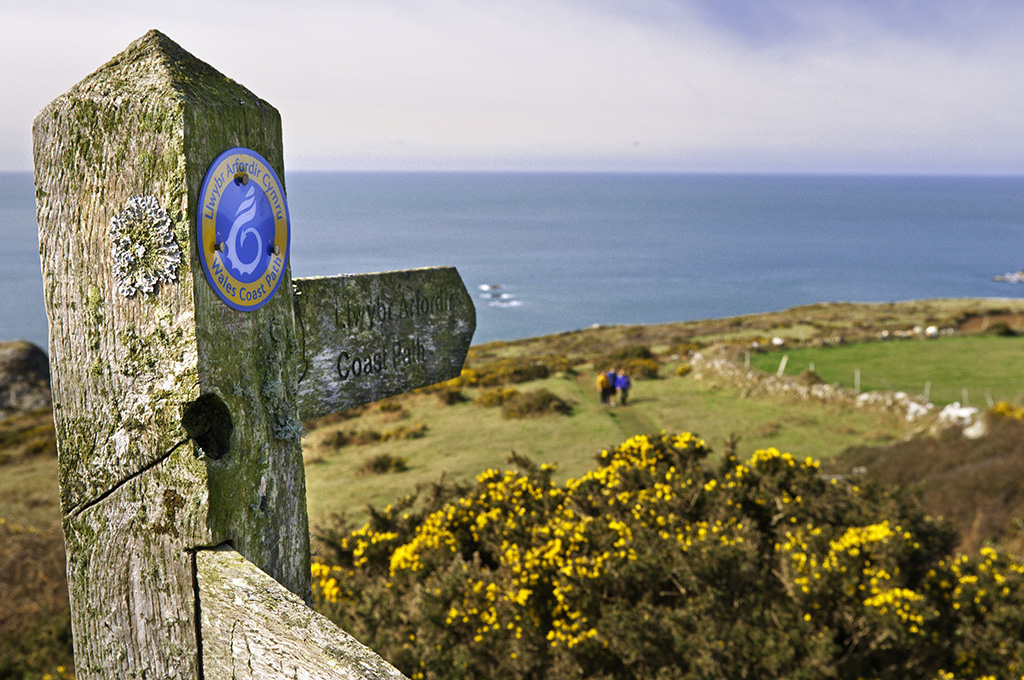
[2,168,1023,179]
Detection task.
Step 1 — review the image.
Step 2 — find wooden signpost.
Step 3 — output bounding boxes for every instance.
[33,30,474,679]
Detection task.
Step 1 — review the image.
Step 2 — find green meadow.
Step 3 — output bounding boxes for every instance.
[5,298,1024,678]
[301,362,908,528]
[747,335,1024,406]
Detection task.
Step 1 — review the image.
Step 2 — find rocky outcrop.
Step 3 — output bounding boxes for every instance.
[0,340,51,419]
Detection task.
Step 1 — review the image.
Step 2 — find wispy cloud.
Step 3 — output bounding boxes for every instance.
[2,0,1022,173]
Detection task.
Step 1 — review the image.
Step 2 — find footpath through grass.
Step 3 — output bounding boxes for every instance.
[302,363,906,528]
[748,335,1024,406]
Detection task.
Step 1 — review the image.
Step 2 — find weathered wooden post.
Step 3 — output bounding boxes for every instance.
[33,30,474,678]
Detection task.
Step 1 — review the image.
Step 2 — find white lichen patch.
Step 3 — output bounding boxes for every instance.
[110,195,181,297]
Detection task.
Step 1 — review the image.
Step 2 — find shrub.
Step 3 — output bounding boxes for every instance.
[595,357,659,380]
[623,357,659,379]
[312,432,1024,680]
[415,377,468,405]
[376,400,409,422]
[0,410,57,464]
[475,387,520,408]
[989,400,1024,421]
[668,340,706,357]
[329,423,426,447]
[379,423,428,442]
[434,384,466,406]
[358,453,409,476]
[304,404,368,429]
[328,429,380,448]
[675,363,692,377]
[591,345,653,372]
[834,417,1024,555]
[500,389,571,419]
[462,356,572,387]
[982,321,1018,336]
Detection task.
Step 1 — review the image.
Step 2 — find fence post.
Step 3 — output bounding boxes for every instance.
[33,29,311,677]
[34,30,474,679]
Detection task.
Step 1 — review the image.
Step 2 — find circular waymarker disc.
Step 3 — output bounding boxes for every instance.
[197,147,290,311]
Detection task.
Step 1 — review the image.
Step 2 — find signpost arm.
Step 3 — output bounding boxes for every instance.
[294,267,475,419]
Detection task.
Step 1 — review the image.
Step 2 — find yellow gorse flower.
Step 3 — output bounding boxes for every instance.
[309,431,1024,679]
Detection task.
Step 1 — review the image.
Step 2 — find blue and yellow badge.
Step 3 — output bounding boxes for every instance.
[197,147,289,311]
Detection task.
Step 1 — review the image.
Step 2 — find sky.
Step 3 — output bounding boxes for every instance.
[2,0,1023,174]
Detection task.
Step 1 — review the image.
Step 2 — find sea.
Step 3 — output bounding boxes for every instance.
[2,171,1023,351]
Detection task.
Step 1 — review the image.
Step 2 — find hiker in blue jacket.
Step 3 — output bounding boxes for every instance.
[616,370,632,406]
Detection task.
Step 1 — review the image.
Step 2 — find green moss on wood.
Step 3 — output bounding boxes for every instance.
[86,285,103,325]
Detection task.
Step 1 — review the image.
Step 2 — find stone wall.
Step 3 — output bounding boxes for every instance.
[689,348,934,423]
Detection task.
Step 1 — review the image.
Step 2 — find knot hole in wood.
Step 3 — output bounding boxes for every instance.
[181,393,234,459]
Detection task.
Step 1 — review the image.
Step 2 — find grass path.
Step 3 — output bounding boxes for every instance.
[603,406,655,444]
[568,371,653,442]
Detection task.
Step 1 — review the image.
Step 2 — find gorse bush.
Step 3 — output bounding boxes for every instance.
[981,321,1019,337]
[668,340,706,357]
[432,384,466,406]
[474,387,520,408]
[380,423,428,441]
[378,399,406,413]
[500,389,572,419]
[461,356,572,387]
[0,410,57,465]
[311,432,1024,680]
[592,344,653,367]
[419,357,572,407]
[592,346,660,380]
[989,400,1024,421]
[621,357,659,379]
[329,423,427,448]
[358,453,410,476]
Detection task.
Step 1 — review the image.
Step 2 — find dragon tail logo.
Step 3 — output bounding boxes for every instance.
[225,185,263,276]
[198,147,289,312]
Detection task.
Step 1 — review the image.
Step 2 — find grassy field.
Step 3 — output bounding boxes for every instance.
[747,335,1024,406]
[303,298,1024,529]
[0,410,60,535]
[5,297,1024,677]
[4,297,1024,536]
[301,364,907,528]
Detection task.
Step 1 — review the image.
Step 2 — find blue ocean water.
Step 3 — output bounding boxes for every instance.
[3,171,1022,351]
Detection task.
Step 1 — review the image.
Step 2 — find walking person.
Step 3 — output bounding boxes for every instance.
[597,369,612,405]
[616,369,631,406]
[606,367,619,407]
